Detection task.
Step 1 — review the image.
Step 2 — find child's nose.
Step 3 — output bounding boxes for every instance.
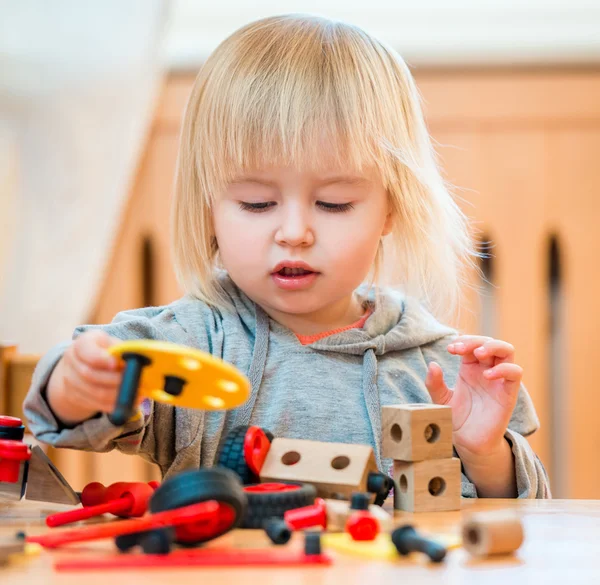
[274,209,315,248]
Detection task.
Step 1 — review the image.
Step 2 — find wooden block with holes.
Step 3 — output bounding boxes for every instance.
[382,404,453,461]
[392,457,461,512]
[259,438,378,501]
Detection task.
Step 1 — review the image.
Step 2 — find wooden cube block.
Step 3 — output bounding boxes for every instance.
[259,438,378,500]
[382,404,452,461]
[392,457,461,513]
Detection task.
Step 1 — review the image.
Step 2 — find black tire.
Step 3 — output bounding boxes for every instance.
[216,426,273,485]
[242,482,316,529]
[149,468,247,545]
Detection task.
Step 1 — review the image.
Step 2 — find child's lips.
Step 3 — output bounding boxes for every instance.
[271,271,319,291]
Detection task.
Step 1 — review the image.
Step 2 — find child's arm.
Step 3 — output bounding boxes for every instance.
[424,335,551,499]
[22,305,193,474]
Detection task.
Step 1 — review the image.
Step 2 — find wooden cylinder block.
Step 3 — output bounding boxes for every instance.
[462,510,524,557]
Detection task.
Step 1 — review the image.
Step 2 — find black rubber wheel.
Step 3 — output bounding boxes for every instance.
[216,426,273,485]
[242,482,316,529]
[149,467,247,545]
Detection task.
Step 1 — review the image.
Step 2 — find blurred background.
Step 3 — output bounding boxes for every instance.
[1,0,599,499]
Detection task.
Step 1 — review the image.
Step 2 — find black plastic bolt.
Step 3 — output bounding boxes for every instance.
[391,525,447,563]
[109,353,151,426]
[304,531,322,556]
[264,518,292,545]
[350,492,370,511]
[140,528,173,555]
[367,472,394,506]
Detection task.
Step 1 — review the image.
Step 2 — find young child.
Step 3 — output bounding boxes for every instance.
[24,14,550,499]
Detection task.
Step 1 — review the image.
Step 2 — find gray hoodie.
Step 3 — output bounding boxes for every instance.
[23,271,550,498]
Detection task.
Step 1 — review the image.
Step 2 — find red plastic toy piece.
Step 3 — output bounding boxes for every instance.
[244,483,300,493]
[55,548,332,571]
[0,439,30,483]
[0,416,23,427]
[345,511,380,541]
[284,497,327,530]
[46,482,155,527]
[243,426,271,476]
[79,481,158,508]
[28,500,220,548]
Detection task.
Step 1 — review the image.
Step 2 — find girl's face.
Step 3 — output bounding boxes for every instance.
[213,164,393,327]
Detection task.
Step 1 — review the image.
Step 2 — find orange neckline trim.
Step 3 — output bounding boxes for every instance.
[295,308,373,345]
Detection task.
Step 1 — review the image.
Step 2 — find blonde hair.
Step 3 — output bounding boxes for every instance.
[172,14,479,322]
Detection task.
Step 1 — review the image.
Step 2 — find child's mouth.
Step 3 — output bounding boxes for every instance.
[276,267,314,277]
[271,266,319,290]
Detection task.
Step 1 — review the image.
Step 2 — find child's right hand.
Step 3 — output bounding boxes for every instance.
[47,330,123,426]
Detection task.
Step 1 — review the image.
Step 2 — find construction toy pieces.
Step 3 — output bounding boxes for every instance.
[0,416,79,505]
[0,416,26,441]
[0,439,30,483]
[461,510,524,558]
[391,525,447,563]
[345,493,380,541]
[383,404,461,513]
[45,481,159,527]
[107,340,251,426]
[242,482,317,529]
[54,532,332,572]
[27,468,246,550]
[27,500,221,549]
[217,425,273,484]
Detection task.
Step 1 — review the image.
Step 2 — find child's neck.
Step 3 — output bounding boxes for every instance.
[261,294,366,337]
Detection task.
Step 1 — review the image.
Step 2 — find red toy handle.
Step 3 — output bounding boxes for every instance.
[47,482,155,527]
[46,495,134,528]
[28,500,220,548]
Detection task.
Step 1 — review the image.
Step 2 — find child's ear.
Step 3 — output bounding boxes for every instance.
[382,211,394,237]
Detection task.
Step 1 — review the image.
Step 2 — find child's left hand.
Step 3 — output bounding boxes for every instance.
[424,335,523,459]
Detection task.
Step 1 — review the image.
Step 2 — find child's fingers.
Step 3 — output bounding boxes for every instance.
[473,340,515,368]
[425,362,454,406]
[483,363,523,394]
[447,335,492,363]
[448,335,514,367]
[73,332,118,371]
[68,353,123,387]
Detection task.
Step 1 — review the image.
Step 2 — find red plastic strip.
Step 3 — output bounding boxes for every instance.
[244,483,300,493]
[55,549,332,571]
[28,501,220,548]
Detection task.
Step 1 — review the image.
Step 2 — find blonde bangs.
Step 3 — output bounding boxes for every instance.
[193,15,416,198]
[172,14,479,321]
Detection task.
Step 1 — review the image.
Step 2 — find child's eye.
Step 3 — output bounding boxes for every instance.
[317,201,354,213]
[239,201,276,213]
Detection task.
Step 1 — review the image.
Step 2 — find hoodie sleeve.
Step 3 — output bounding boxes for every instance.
[22,304,201,474]
[421,335,552,499]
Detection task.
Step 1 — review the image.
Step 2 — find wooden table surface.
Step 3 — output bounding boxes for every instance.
[1,498,599,584]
